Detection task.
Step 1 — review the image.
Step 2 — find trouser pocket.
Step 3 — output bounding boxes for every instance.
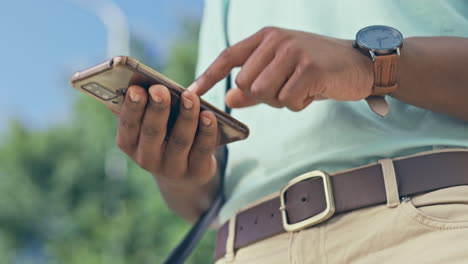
[401,185,468,229]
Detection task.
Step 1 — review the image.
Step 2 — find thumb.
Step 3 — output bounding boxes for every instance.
[225,88,259,108]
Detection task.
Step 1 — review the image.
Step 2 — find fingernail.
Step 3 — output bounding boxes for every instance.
[182,94,193,109]
[202,117,212,126]
[149,87,162,103]
[129,90,141,103]
[187,82,198,92]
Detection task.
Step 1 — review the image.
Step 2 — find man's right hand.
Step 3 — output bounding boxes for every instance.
[112,84,220,219]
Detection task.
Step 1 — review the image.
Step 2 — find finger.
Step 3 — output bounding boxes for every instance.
[250,52,298,107]
[225,88,259,108]
[116,85,147,155]
[278,69,313,111]
[192,28,269,95]
[188,111,218,185]
[134,84,171,173]
[162,90,200,177]
[234,36,278,95]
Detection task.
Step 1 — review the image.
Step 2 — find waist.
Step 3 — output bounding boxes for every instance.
[215,148,468,262]
[219,144,468,224]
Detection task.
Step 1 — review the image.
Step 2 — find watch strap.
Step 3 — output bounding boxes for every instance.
[372,53,398,95]
[366,96,389,117]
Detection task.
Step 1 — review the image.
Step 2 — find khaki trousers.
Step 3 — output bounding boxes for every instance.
[215,157,468,264]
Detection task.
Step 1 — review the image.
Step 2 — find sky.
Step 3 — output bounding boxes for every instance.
[0,0,204,134]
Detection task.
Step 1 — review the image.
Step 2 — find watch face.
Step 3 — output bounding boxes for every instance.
[355,25,403,52]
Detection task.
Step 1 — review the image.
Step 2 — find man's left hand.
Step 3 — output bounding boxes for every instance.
[190,27,374,111]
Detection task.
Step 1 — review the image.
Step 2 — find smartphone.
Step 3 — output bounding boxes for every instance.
[70,56,249,145]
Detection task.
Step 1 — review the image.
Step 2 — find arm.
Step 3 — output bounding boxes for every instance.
[394,37,468,121]
[190,27,468,121]
[113,1,231,222]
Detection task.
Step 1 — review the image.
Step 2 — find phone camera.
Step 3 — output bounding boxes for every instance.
[82,82,118,101]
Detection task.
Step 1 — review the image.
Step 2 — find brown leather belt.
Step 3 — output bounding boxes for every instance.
[214,150,468,261]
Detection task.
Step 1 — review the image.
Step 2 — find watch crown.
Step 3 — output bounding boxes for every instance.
[369,50,376,61]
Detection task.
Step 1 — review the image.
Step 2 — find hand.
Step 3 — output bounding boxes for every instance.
[112,84,219,190]
[190,27,374,111]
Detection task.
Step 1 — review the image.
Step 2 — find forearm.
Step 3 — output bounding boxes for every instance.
[392,36,468,121]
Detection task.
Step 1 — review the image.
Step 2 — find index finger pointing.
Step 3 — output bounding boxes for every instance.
[191,27,269,96]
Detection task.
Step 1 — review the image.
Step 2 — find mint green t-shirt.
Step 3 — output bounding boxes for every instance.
[196,0,468,225]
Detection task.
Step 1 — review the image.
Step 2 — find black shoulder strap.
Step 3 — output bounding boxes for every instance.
[223,0,232,114]
[162,0,232,263]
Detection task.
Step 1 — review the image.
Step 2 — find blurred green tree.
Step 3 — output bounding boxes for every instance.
[0,18,215,264]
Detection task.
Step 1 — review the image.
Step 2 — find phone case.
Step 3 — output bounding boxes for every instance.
[71,56,249,145]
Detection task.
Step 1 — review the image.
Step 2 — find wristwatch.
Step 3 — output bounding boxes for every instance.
[353,25,403,116]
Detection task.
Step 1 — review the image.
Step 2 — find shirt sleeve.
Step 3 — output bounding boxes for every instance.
[195,0,229,110]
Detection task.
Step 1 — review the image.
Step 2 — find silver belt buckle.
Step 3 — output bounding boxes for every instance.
[279,170,336,232]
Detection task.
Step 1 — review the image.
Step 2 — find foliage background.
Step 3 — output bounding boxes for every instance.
[0,6,215,264]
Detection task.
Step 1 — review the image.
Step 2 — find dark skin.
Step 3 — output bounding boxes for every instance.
[112,85,220,222]
[113,27,468,222]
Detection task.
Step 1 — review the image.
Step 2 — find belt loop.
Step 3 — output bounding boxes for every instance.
[378,158,400,208]
[224,215,237,262]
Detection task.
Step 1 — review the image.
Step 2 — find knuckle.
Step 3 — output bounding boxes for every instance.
[259,26,273,34]
[193,145,213,156]
[120,117,137,130]
[148,101,167,113]
[288,104,305,112]
[125,101,143,113]
[277,90,291,105]
[179,110,195,121]
[298,57,315,72]
[268,100,283,108]
[130,107,143,114]
[277,89,307,112]
[218,61,231,75]
[220,47,233,61]
[262,26,281,39]
[235,73,249,90]
[295,66,307,79]
[278,38,298,57]
[199,127,216,138]
[141,125,163,138]
[213,49,233,74]
[170,135,190,150]
[250,83,265,98]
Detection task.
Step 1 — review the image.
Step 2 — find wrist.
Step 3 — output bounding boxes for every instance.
[349,39,374,94]
[389,37,414,99]
[353,25,403,96]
